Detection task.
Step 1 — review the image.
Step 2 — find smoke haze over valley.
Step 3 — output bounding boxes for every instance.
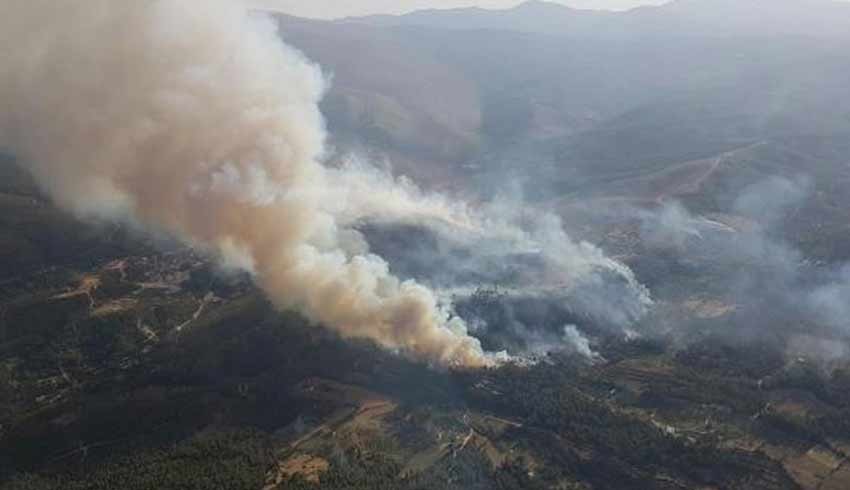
[3,0,850,488]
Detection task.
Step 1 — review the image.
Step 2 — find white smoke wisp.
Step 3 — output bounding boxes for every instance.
[0,0,493,367]
[562,325,600,361]
[325,156,480,233]
[332,160,653,332]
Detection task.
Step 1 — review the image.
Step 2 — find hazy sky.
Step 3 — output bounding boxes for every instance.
[247,0,671,19]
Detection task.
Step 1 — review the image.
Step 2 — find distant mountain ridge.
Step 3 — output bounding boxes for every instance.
[345,0,850,39]
[345,1,610,37]
[270,0,850,202]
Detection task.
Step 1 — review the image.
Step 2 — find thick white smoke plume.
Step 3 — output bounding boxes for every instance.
[0,0,651,366]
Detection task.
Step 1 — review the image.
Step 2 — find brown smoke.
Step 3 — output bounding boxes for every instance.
[0,0,493,367]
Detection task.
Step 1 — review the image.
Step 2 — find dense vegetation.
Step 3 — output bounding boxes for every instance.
[0,159,842,489]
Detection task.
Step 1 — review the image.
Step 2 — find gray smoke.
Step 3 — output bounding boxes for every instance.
[634,175,850,365]
[346,160,653,356]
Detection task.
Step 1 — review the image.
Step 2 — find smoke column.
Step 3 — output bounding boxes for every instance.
[0,0,494,367]
[0,0,652,366]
